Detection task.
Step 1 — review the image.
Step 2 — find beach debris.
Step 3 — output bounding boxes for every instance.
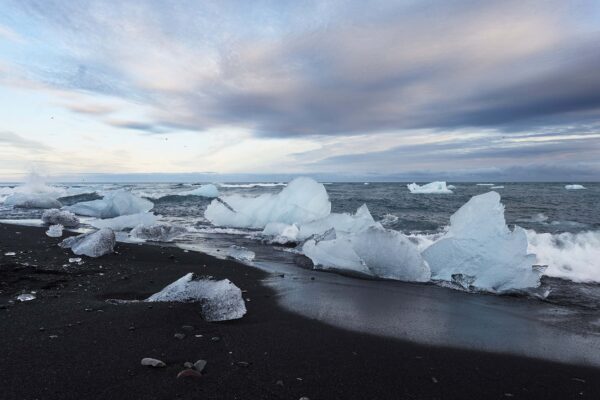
[193,360,207,372]
[174,333,185,340]
[141,358,166,368]
[17,293,36,302]
[177,369,202,379]
[227,245,255,262]
[130,223,187,241]
[60,228,116,258]
[145,273,247,322]
[46,224,63,238]
[41,209,80,227]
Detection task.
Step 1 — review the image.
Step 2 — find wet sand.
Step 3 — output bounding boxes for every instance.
[1,223,599,399]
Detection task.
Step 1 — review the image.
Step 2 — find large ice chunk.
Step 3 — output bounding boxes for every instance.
[46,224,63,238]
[407,181,453,194]
[303,226,430,282]
[60,228,116,257]
[4,193,62,209]
[262,222,300,244]
[66,189,153,218]
[146,273,246,321]
[90,212,158,231]
[565,184,586,190]
[298,204,380,240]
[41,209,80,227]
[205,177,331,228]
[422,191,540,291]
[178,184,219,198]
[130,223,187,242]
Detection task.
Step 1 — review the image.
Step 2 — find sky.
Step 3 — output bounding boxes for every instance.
[1,0,600,182]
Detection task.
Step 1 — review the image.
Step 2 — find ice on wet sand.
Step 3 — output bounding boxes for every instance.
[422,191,540,291]
[146,273,246,321]
[227,245,255,262]
[130,223,187,242]
[46,224,63,238]
[60,228,116,257]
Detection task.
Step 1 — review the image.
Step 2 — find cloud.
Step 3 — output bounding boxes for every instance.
[0,131,51,152]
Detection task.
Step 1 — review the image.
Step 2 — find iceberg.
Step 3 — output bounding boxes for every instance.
[447,184,456,190]
[41,209,80,228]
[90,212,158,231]
[262,222,300,244]
[146,273,246,321]
[297,204,380,240]
[422,191,540,292]
[205,177,331,229]
[407,182,453,194]
[227,245,255,262]
[46,224,63,238]
[178,184,219,198]
[4,193,61,209]
[130,223,187,242]
[60,228,116,258]
[303,226,430,282]
[66,189,153,218]
[565,184,586,190]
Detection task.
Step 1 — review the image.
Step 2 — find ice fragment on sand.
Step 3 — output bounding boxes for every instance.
[60,228,116,257]
[227,245,255,262]
[17,293,36,302]
[46,224,63,238]
[146,273,246,321]
[407,181,453,194]
[141,358,166,367]
[41,209,80,227]
[422,191,540,291]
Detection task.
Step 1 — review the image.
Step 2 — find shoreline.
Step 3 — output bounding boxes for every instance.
[1,223,600,399]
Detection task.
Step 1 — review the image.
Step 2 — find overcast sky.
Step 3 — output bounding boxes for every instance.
[1,0,599,181]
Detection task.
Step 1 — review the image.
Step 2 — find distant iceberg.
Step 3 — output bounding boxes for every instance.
[218,183,286,188]
[205,177,330,229]
[407,181,453,194]
[422,191,541,292]
[66,189,153,218]
[491,186,504,189]
[447,184,456,190]
[476,183,494,186]
[565,184,586,190]
[178,184,219,198]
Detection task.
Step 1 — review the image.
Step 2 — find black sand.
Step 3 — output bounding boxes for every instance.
[1,223,599,399]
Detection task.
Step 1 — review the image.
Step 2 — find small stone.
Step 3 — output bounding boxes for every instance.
[39,327,45,332]
[141,358,166,368]
[236,361,250,367]
[177,369,202,379]
[181,325,194,331]
[129,326,136,331]
[211,336,220,342]
[431,377,438,384]
[174,333,185,340]
[183,362,193,369]
[49,335,58,339]
[195,334,203,338]
[193,360,207,372]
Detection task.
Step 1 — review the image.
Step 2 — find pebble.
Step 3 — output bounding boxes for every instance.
[194,360,207,372]
[174,333,185,340]
[177,369,202,379]
[183,362,193,369]
[141,358,166,368]
[211,336,220,342]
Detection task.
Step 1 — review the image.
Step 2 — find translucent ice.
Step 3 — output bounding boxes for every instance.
[146,273,246,321]
[407,181,453,194]
[303,226,430,282]
[66,189,153,218]
[178,184,219,198]
[205,177,331,229]
[298,204,380,240]
[565,184,586,190]
[46,224,63,238]
[90,212,158,231]
[4,193,62,209]
[262,222,300,244]
[227,245,255,262]
[17,293,36,302]
[422,191,540,292]
[60,228,116,257]
[130,223,187,242]
[41,209,80,228]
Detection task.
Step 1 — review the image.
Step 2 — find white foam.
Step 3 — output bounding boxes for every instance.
[407,181,453,194]
[218,183,287,188]
[205,177,331,229]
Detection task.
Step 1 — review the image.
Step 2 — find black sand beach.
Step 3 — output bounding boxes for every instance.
[1,223,599,400]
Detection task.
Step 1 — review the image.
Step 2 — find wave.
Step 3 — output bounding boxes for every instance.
[218,183,287,188]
